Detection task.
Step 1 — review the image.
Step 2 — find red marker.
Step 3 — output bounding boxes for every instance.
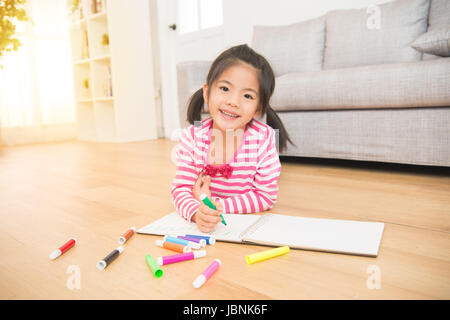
[118,226,136,245]
[49,238,77,260]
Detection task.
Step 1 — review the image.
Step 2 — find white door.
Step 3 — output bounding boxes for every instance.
[156,0,225,139]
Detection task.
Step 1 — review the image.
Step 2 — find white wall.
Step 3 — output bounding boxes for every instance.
[223,0,391,47]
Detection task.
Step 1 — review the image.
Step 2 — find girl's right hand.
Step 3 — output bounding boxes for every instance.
[191,201,223,233]
[192,172,212,202]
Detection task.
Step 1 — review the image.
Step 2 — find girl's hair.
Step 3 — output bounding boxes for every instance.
[186,44,293,152]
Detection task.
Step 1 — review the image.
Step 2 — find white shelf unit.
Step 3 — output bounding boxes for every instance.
[68,0,158,142]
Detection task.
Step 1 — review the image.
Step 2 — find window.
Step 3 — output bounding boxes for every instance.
[0,0,75,145]
[178,0,223,34]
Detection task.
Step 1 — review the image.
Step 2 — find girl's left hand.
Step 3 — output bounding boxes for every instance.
[192,172,211,201]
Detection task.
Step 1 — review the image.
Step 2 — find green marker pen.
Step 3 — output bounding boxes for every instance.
[199,193,227,226]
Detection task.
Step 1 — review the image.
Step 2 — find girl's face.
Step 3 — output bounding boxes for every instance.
[203,62,261,133]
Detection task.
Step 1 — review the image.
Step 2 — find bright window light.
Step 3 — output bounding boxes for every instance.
[178,0,223,35]
[200,0,223,30]
[178,0,199,34]
[0,0,75,127]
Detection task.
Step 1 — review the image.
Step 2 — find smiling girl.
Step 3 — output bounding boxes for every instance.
[172,44,292,233]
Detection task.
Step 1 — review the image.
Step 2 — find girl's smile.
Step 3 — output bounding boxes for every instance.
[203,62,261,134]
[218,108,240,119]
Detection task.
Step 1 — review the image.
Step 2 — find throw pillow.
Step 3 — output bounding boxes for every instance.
[324,0,430,69]
[252,15,325,77]
[412,28,450,57]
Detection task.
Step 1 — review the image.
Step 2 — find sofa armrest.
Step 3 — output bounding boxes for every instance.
[177,61,211,128]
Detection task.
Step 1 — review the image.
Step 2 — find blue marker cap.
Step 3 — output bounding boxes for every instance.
[185,234,216,245]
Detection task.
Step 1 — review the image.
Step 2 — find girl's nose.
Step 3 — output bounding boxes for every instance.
[226,94,239,108]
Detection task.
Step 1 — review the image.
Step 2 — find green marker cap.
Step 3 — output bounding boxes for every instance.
[200,193,216,210]
[200,193,227,226]
[145,253,163,278]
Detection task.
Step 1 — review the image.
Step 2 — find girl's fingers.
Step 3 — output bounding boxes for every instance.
[195,173,202,184]
[199,213,221,224]
[203,175,211,188]
[197,218,216,232]
[214,200,223,212]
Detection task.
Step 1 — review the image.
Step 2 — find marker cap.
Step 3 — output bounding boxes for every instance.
[96,260,106,270]
[49,249,61,260]
[193,274,206,289]
[145,254,163,278]
[193,250,207,259]
[188,242,201,250]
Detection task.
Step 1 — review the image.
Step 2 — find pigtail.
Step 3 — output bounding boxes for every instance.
[266,106,294,153]
[186,88,204,125]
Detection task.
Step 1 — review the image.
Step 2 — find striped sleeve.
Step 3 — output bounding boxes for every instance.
[171,126,201,222]
[220,127,281,214]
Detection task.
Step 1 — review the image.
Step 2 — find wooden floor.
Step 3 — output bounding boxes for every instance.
[0,139,449,299]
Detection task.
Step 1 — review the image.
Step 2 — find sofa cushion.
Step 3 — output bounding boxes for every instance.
[412,28,450,57]
[270,58,450,111]
[422,0,450,60]
[252,15,325,77]
[176,61,212,127]
[324,0,430,70]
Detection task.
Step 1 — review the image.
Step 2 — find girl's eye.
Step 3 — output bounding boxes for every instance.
[219,86,229,92]
[244,94,254,100]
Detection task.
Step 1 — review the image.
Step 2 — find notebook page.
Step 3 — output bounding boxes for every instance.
[243,214,385,257]
[137,212,263,243]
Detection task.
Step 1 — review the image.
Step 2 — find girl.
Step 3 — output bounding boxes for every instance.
[172,44,292,233]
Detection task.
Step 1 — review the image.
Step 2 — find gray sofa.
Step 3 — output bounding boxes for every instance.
[177,0,450,166]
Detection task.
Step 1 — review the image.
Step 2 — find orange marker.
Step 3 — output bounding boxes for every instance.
[155,240,191,253]
[118,226,136,244]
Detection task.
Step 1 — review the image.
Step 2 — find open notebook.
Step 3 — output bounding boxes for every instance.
[137,212,385,257]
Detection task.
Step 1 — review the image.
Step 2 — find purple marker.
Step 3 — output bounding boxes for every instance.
[185,234,216,245]
[177,235,206,247]
[156,250,206,266]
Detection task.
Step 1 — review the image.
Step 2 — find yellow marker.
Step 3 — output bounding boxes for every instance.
[246,246,290,264]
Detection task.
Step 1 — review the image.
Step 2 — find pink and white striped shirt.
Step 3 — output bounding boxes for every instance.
[171,117,281,222]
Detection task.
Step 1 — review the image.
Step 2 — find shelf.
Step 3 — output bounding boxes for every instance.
[87,11,110,58]
[74,58,90,65]
[88,11,107,21]
[69,0,158,142]
[91,54,110,62]
[94,101,115,141]
[73,54,110,65]
[70,18,87,30]
[77,103,96,141]
[70,11,107,27]
[78,99,94,103]
[95,97,114,102]
[91,59,112,98]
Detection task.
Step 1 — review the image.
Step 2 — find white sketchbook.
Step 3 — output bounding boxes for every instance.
[137,212,385,257]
